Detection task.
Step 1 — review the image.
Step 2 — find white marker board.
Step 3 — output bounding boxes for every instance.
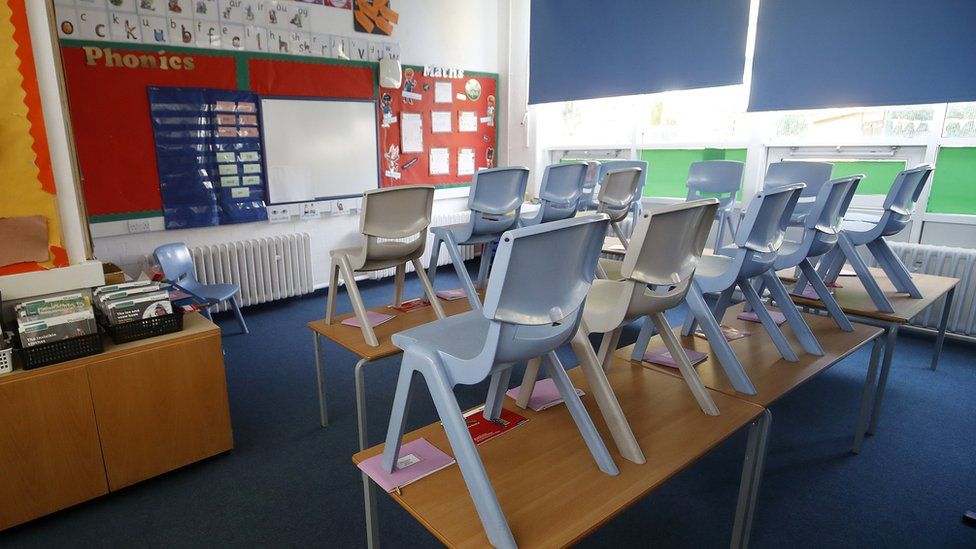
[261,97,379,204]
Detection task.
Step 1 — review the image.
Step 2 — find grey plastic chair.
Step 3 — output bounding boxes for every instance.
[764,161,833,225]
[817,165,934,313]
[685,160,744,249]
[519,162,588,227]
[517,199,723,417]
[326,185,445,346]
[596,167,644,248]
[757,176,863,332]
[428,167,529,309]
[381,215,621,549]
[679,183,824,367]
[580,160,648,227]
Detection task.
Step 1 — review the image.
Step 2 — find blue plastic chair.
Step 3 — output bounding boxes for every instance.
[154,242,248,334]
[685,160,744,249]
[758,176,863,332]
[678,183,824,367]
[428,167,529,309]
[381,215,619,549]
[764,161,833,225]
[817,165,934,313]
[519,162,588,227]
[579,160,648,232]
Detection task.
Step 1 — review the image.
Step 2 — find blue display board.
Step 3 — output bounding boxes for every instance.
[148,87,268,229]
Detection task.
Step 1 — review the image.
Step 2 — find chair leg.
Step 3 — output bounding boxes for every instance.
[742,278,765,313]
[381,362,419,473]
[819,245,847,286]
[685,284,757,395]
[441,231,482,310]
[680,306,699,337]
[229,295,249,335]
[715,211,727,250]
[596,327,623,372]
[338,256,378,347]
[610,220,629,249]
[762,271,823,356]
[393,263,406,307]
[799,259,854,332]
[630,316,658,362]
[476,241,493,291]
[483,366,513,421]
[515,357,543,409]
[200,305,213,321]
[412,258,446,319]
[712,286,735,322]
[739,278,799,362]
[325,258,340,324]
[547,348,629,470]
[427,235,443,288]
[868,238,922,298]
[724,210,738,244]
[838,234,895,313]
[651,312,719,416]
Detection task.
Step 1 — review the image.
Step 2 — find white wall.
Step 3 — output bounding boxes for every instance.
[75,0,507,288]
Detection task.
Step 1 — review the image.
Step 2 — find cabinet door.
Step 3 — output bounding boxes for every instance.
[0,367,109,529]
[87,332,233,490]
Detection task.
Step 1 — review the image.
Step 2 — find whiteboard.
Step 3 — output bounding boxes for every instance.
[261,98,379,204]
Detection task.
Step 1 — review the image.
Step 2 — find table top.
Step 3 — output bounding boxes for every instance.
[618,303,883,407]
[602,237,626,257]
[780,267,958,324]
[353,360,763,548]
[307,296,474,361]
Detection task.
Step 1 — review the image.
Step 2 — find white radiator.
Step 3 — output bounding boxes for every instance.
[363,210,477,281]
[869,241,976,335]
[164,233,314,311]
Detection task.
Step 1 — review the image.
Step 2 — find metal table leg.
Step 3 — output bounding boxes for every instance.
[868,324,898,436]
[852,337,883,454]
[356,358,381,549]
[313,333,329,427]
[930,286,955,371]
[731,409,771,549]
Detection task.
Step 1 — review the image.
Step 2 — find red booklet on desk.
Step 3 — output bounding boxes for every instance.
[463,405,528,445]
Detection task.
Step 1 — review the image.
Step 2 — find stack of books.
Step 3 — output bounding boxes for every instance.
[15,292,97,348]
[94,281,173,326]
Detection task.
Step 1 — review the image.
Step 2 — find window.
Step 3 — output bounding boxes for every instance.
[640,148,747,198]
[928,147,976,214]
[943,102,976,138]
[769,105,936,140]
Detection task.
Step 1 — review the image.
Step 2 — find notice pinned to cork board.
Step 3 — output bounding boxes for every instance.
[0,216,49,268]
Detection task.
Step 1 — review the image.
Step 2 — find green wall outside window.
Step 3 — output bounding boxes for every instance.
[927,147,976,215]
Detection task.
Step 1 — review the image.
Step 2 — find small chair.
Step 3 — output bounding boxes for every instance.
[154,243,248,334]
[517,199,724,417]
[817,165,934,313]
[427,167,529,309]
[381,215,623,549]
[579,159,648,223]
[761,176,863,332]
[326,185,445,347]
[685,160,744,249]
[679,183,824,364]
[519,162,588,227]
[764,160,833,225]
[596,167,644,248]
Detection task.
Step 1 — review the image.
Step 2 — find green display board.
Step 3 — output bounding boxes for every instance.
[828,160,906,196]
[927,147,976,215]
[638,148,747,198]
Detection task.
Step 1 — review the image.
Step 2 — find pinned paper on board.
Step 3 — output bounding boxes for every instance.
[458,148,475,176]
[429,148,450,176]
[400,112,423,153]
[431,111,452,133]
[458,111,478,132]
[434,81,453,103]
[0,216,49,268]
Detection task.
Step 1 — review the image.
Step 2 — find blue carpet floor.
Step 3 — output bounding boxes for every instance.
[4,263,975,548]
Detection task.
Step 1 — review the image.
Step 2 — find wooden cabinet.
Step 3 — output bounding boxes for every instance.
[0,314,232,529]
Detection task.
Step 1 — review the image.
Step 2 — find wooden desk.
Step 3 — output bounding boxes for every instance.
[353,360,768,548]
[602,236,625,257]
[0,314,232,529]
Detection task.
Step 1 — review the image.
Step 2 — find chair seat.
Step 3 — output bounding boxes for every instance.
[844,211,882,224]
[430,223,498,246]
[392,311,489,362]
[840,219,880,245]
[331,245,413,272]
[695,253,734,279]
[598,258,624,281]
[193,283,240,302]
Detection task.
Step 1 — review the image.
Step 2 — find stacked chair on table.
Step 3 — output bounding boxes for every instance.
[685,160,745,249]
[518,162,588,227]
[380,215,639,549]
[594,167,645,248]
[325,185,445,347]
[813,165,934,313]
[154,242,249,334]
[427,166,529,309]
[763,160,834,225]
[579,160,648,231]
[516,199,726,417]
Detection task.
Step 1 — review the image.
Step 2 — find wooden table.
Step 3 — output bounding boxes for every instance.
[353,359,768,549]
[602,236,626,257]
[617,303,884,452]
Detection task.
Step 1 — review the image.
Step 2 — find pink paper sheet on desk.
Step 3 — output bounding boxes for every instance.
[505,378,584,412]
[737,310,786,325]
[642,347,708,368]
[357,438,455,493]
[342,311,395,328]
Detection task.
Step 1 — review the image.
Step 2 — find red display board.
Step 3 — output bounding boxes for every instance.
[377,65,497,188]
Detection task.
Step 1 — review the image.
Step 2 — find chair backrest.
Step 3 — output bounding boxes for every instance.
[880,164,933,232]
[468,166,530,237]
[536,162,587,223]
[596,168,643,220]
[596,159,648,198]
[806,175,861,234]
[622,199,719,287]
[482,215,609,326]
[764,161,833,199]
[153,243,198,286]
[360,185,435,261]
[735,183,805,254]
[685,160,743,208]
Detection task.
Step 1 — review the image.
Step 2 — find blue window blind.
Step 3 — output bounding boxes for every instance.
[749,0,976,112]
[529,0,751,105]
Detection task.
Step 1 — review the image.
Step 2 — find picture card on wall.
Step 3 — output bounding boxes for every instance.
[430,111,452,133]
[458,148,474,176]
[429,148,450,176]
[400,112,423,153]
[458,111,478,132]
[434,81,453,104]
[141,15,170,45]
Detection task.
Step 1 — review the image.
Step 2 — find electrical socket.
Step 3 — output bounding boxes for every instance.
[127,219,152,233]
